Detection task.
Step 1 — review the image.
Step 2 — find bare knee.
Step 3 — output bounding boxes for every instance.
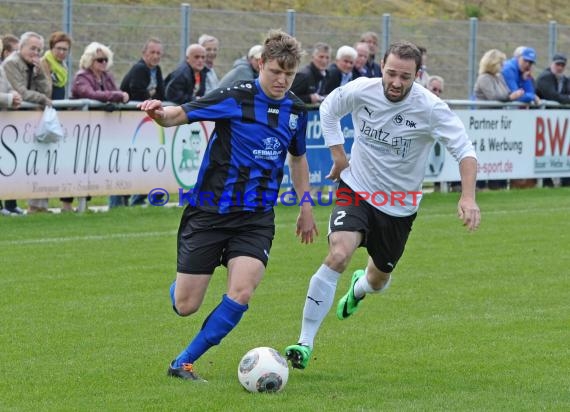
[174,300,200,317]
[324,249,351,273]
[227,289,254,306]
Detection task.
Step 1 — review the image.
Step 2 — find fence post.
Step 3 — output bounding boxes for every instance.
[548,20,557,61]
[287,9,296,36]
[467,17,478,100]
[63,0,73,98]
[382,13,391,58]
[180,3,191,63]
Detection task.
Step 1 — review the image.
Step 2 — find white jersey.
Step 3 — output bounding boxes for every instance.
[320,77,476,217]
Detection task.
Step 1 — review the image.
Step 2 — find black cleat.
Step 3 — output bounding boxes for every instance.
[167,361,207,382]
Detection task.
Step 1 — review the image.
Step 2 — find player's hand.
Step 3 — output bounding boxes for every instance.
[137,99,165,120]
[296,205,318,244]
[457,197,480,231]
[326,159,349,182]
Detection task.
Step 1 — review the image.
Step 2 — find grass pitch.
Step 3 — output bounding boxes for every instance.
[1,188,569,411]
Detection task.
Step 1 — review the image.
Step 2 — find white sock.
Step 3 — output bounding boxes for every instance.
[353,271,391,300]
[298,264,340,348]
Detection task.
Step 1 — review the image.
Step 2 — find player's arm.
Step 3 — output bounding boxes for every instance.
[137,99,187,127]
[457,156,481,231]
[326,144,349,182]
[289,153,318,244]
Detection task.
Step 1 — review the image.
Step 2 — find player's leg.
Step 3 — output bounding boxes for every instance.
[336,209,417,320]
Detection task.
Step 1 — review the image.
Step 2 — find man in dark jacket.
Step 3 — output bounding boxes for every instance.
[120,37,165,101]
[536,53,570,104]
[164,44,208,104]
[290,42,330,105]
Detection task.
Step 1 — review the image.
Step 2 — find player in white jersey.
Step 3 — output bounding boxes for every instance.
[285,40,481,370]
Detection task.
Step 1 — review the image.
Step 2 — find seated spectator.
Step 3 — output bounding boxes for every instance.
[1,34,19,61]
[474,49,524,102]
[427,75,444,98]
[3,32,52,213]
[536,53,570,104]
[120,37,165,101]
[164,44,207,104]
[321,45,357,95]
[71,42,130,209]
[290,42,330,105]
[359,31,381,77]
[501,47,540,104]
[352,42,370,80]
[218,44,263,88]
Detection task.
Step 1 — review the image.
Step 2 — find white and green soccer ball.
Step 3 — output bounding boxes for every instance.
[237,347,289,393]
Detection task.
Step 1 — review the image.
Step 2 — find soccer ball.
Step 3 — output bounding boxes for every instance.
[237,347,289,393]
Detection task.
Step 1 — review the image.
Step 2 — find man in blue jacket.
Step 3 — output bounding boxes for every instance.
[501,47,541,104]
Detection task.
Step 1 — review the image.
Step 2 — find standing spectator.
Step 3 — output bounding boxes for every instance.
[138,29,317,382]
[359,31,381,77]
[3,32,52,213]
[0,33,24,215]
[474,49,524,102]
[218,44,263,88]
[164,44,207,104]
[416,46,430,87]
[120,37,165,101]
[120,37,165,206]
[352,42,370,79]
[41,31,75,212]
[198,34,219,94]
[71,42,130,209]
[290,42,330,105]
[536,53,570,104]
[501,47,541,104]
[321,45,357,95]
[427,75,444,98]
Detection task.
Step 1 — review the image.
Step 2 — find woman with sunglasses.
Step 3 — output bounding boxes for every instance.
[71,42,129,103]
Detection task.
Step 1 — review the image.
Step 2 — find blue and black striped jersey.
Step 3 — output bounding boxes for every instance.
[181,79,308,213]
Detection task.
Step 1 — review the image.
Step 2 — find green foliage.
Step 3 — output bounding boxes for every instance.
[465,2,484,19]
[1,188,569,410]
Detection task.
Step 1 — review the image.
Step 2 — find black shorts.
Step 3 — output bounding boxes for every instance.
[329,181,416,273]
[177,206,275,274]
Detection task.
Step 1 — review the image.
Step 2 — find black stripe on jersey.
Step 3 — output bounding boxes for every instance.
[267,103,280,129]
[256,168,274,207]
[240,92,255,123]
[233,166,250,203]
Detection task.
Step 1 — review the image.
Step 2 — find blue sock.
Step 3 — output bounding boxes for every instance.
[173,294,248,367]
[169,280,179,315]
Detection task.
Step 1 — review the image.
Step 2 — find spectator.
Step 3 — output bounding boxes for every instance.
[218,44,263,88]
[501,47,540,104]
[71,42,130,209]
[290,42,330,105]
[198,34,219,94]
[474,49,524,102]
[352,42,370,79]
[359,31,381,77]
[164,44,207,104]
[41,31,76,212]
[120,37,165,101]
[0,33,24,215]
[427,75,444,97]
[416,46,430,87]
[1,34,19,61]
[536,53,570,104]
[120,37,166,207]
[321,45,357,95]
[3,32,52,213]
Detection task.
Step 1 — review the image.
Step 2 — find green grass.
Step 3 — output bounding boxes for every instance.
[1,188,569,411]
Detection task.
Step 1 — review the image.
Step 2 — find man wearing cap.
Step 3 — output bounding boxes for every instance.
[536,53,570,104]
[501,46,541,104]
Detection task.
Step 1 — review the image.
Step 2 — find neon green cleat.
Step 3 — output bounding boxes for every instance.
[336,270,365,320]
[284,344,312,369]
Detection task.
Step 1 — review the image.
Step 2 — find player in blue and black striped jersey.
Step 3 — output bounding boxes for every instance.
[139,29,318,382]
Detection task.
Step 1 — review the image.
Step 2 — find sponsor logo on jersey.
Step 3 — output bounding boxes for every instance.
[253,137,283,160]
[289,113,298,130]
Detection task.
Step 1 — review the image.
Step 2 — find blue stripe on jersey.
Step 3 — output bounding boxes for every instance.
[180,80,308,214]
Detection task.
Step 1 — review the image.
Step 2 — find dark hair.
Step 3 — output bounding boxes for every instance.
[383,40,422,73]
[1,33,19,58]
[49,31,72,49]
[261,29,304,70]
